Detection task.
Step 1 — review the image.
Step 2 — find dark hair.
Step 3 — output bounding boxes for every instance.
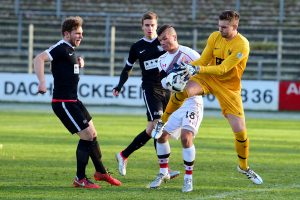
[141,11,158,24]
[61,16,83,36]
[157,24,173,36]
[219,10,240,23]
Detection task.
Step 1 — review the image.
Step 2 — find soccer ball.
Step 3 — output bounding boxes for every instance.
[165,72,187,92]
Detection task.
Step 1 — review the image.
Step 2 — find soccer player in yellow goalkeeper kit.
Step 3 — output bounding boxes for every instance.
[152,10,263,184]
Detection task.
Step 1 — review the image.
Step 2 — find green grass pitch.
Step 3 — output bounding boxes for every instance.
[0,110,299,200]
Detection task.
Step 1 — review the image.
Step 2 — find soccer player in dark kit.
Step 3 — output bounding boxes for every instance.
[113,11,179,179]
[34,16,121,189]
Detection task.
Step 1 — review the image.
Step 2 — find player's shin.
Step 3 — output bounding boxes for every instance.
[157,142,171,175]
[161,89,188,123]
[122,130,150,158]
[183,145,195,177]
[182,145,195,192]
[234,130,249,170]
[76,139,91,179]
[90,137,107,174]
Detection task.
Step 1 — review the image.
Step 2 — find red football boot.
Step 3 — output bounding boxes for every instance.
[94,172,122,186]
[73,176,100,189]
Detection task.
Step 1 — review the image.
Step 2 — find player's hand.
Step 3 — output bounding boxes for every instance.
[37,82,47,94]
[180,62,200,76]
[112,86,121,96]
[172,63,189,74]
[77,56,85,68]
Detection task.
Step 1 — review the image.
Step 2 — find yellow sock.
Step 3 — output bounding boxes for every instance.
[234,130,249,170]
[161,90,188,123]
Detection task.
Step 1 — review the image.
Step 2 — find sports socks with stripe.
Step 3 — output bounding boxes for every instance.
[234,130,249,170]
[156,141,171,175]
[183,145,195,178]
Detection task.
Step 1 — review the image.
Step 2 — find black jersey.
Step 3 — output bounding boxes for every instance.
[127,37,165,89]
[46,40,79,100]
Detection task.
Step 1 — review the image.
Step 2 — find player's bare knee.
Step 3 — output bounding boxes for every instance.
[146,127,153,136]
[181,138,193,148]
[158,132,169,143]
[186,80,203,96]
[146,120,158,134]
[181,130,194,148]
[93,131,97,138]
[79,131,94,141]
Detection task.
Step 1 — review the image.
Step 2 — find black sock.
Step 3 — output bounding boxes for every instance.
[122,130,151,158]
[90,137,107,174]
[76,139,91,179]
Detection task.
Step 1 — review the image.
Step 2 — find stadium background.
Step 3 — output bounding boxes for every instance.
[0,0,299,112]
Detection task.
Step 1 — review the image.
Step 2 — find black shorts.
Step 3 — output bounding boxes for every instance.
[51,100,92,134]
[142,87,170,121]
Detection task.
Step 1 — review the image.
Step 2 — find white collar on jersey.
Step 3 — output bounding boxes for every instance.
[142,37,157,43]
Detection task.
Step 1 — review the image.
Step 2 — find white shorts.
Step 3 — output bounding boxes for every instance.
[164,97,203,140]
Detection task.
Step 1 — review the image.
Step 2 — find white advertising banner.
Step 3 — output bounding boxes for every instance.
[203,80,279,111]
[0,73,144,106]
[0,73,279,110]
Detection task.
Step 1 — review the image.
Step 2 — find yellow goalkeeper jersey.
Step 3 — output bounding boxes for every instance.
[191,31,249,91]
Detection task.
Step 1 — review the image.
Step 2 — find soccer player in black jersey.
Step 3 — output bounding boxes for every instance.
[113,11,179,179]
[34,16,121,189]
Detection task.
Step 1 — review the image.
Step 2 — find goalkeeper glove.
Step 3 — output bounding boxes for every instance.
[171,63,188,74]
[171,63,190,81]
[180,62,200,76]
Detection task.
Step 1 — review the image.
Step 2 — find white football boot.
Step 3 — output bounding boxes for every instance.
[237,166,263,184]
[169,170,180,179]
[115,153,127,176]
[149,173,170,189]
[182,177,193,192]
[151,120,166,139]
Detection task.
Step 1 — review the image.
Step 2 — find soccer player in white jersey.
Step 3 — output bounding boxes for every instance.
[149,24,203,192]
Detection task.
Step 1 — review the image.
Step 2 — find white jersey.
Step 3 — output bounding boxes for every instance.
[158,45,203,139]
[158,45,200,74]
[158,45,200,89]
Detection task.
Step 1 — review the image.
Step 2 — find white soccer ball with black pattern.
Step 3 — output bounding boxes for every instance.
[165,72,187,92]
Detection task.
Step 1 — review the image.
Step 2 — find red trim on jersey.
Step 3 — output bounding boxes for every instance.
[52,99,77,102]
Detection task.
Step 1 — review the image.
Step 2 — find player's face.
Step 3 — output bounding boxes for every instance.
[65,26,83,47]
[218,20,237,40]
[142,19,157,40]
[158,30,177,53]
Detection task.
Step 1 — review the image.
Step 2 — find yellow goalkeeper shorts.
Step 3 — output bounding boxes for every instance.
[190,73,244,118]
